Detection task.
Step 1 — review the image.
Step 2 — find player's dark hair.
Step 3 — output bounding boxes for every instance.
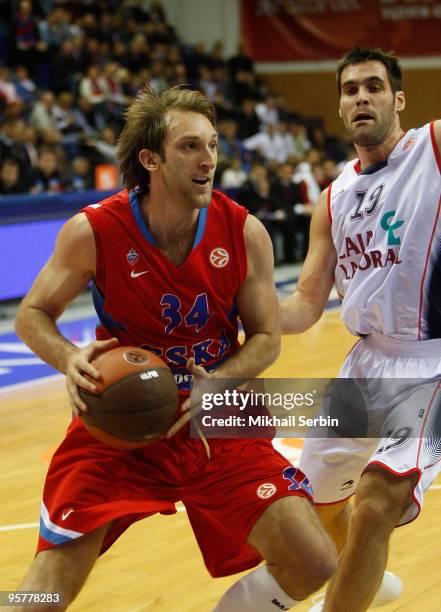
[117,86,216,191]
[336,47,403,95]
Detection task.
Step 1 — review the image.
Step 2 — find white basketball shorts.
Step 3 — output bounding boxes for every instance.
[299,332,441,525]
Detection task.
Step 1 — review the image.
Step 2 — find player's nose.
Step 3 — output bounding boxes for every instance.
[355,87,370,105]
[199,147,216,169]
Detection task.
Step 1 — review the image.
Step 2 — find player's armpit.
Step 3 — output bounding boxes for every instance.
[280,188,337,334]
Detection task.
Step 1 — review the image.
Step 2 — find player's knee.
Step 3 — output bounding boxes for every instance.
[269,542,337,600]
[353,493,402,533]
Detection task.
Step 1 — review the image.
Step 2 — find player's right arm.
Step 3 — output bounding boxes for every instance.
[15,213,118,412]
[280,188,337,333]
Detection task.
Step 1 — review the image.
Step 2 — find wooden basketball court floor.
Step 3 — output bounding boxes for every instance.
[1,308,440,611]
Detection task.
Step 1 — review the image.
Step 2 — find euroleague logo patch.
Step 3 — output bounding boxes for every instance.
[257,483,277,499]
[123,350,149,365]
[210,247,230,268]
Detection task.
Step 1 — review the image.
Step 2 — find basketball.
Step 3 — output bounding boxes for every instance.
[78,347,179,449]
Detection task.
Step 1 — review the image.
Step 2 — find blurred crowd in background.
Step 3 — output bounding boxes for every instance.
[0,0,355,264]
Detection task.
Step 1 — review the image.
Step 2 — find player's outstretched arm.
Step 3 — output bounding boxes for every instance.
[280,188,337,334]
[15,213,118,412]
[214,214,281,379]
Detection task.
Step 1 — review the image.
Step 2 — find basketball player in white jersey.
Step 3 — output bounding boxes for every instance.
[281,47,441,611]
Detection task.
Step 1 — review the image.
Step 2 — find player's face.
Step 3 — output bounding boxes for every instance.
[339,61,404,147]
[159,110,218,209]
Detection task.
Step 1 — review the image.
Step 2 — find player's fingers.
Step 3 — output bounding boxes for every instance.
[186,357,209,378]
[78,359,101,381]
[66,377,88,413]
[81,338,118,377]
[71,365,97,393]
[165,411,191,438]
[95,337,119,352]
[180,397,191,413]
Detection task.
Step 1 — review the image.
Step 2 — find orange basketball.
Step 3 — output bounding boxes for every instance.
[78,347,179,449]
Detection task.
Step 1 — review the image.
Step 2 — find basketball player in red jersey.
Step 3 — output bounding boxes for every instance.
[12,87,336,611]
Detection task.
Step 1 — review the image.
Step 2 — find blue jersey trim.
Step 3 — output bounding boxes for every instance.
[193,207,208,249]
[129,190,156,245]
[92,282,126,331]
[39,518,74,546]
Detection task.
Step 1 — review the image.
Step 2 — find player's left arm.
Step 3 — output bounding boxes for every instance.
[212,214,280,379]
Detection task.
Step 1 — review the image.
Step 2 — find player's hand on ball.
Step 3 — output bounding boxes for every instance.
[66,338,119,414]
[166,357,211,437]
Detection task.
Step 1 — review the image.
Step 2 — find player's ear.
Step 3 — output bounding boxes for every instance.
[395,90,405,113]
[338,108,342,118]
[139,149,160,172]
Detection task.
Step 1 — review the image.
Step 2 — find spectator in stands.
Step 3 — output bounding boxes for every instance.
[0,120,33,183]
[68,95,97,138]
[38,8,71,53]
[293,147,323,203]
[255,94,279,128]
[0,66,22,106]
[220,157,247,190]
[322,158,339,185]
[199,65,217,100]
[232,69,260,106]
[125,33,150,74]
[236,163,273,217]
[103,62,130,108]
[68,156,94,191]
[51,39,83,94]
[30,147,64,193]
[12,65,37,103]
[29,90,58,133]
[243,123,287,164]
[0,157,27,195]
[218,119,244,162]
[14,0,47,73]
[82,126,117,164]
[79,65,108,130]
[271,162,308,263]
[53,92,78,135]
[17,124,38,171]
[172,63,191,88]
[289,120,312,159]
[228,44,254,76]
[236,98,260,140]
[149,59,169,92]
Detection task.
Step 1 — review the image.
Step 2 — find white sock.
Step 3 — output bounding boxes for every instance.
[213,565,301,611]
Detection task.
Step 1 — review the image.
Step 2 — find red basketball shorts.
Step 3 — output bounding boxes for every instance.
[37,417,312,577]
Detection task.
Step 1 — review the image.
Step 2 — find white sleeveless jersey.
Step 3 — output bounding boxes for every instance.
[329,122,441,339]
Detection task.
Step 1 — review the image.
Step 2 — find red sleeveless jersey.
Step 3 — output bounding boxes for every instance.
[83,189,248,390]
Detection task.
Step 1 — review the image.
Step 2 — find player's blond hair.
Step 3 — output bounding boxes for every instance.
[117,86,216,191]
